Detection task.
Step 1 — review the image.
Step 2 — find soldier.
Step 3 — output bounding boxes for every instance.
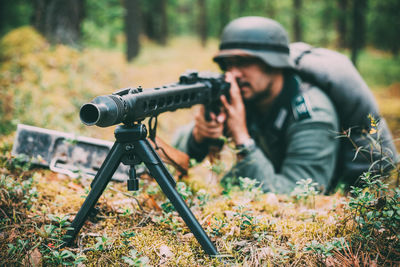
[174,16,396,193]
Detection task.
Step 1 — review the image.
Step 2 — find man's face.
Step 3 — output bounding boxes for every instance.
[222,57,278,102]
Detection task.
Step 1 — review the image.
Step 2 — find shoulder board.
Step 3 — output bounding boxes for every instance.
[291,94,311,121]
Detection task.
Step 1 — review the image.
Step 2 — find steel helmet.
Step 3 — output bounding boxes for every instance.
[213,16,294,69]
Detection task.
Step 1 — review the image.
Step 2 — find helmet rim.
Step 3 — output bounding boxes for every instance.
[213,48,294,69]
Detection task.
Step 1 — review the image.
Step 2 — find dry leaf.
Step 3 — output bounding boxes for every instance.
[142,194,162,211]
[265,193,279,206]
[24,248,42,267]
[180,233,194,241]
[68,182,83,191]
[159,244,173,258]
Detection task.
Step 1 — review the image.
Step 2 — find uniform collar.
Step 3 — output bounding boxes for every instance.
[246,71,299,128]
[266,71,299,122]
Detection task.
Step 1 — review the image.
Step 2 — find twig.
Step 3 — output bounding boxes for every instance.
[107,186,144,211]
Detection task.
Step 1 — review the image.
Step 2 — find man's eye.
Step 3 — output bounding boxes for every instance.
[241,59,255,66]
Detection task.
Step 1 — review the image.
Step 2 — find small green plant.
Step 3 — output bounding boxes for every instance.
[122,249,150,266]
[348,172,400,246]
[210,217,227,237]
[44,249,86,266]
[94,234,113,251]
[0,174,38,210]
[189,158,199,168]
[48,214,71,229]
[233,205,254,230]
[34,214,87,265]
[304,237,346,261]
[121,207,134,216]
[43,214,72,248]
[195,188,209,207]
[145,183,160,195]
[220,176,263,197]
[8,154,32,172]
[41,224,57,239]
[160,201,175,213]
[156,184,193,232]
[239,176,263,200]
[161,181,193,213]
[238,177,259,191]
[207,159,226,175]
[21,177,38,209]
[176,182,192,201]
[339,116,400,264]
[64,137,78,146]
[291,178,319,208]
[7,238,29,257]
[220,175,234,196]
[121,230,136,245]
[155,213,184,234]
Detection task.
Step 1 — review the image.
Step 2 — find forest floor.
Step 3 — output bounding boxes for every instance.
[0,27,399,266]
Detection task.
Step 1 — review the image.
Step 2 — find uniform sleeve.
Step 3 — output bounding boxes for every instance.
[172,123,210,162]
[223,88,339,194]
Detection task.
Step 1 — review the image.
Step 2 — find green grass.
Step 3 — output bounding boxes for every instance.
[357,49,400,90]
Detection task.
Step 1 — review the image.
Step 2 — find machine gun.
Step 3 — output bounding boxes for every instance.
[64,71,230,256]
[79,71,229,127]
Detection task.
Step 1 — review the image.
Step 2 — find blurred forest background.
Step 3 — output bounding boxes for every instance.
[1,0,400,61]
[0,0,399,139]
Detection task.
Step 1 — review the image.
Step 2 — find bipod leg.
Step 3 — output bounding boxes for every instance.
[63,142,124,246]
[64,124,218,256]
[134,138,218,256]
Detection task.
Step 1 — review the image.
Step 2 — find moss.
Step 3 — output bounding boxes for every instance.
[0,26,47,60]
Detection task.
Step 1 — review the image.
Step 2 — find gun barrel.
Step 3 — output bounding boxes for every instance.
[80,103,99,125]
[80,94,127,127]
[79,72,230,127]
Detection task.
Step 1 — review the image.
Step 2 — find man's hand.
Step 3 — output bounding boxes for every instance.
[220,72,251,145]
[192,105,226,143]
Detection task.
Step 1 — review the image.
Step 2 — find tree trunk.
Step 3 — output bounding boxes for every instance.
[336,0,348,48]
[142,9,154,40]
[219,1,230,35]
[391,45,399,58]
[124,0,141,61]
[32,0,84,46]
[0,0,7,35]
[197,0,207,47]
[238,0,247,16]
[266,0,277,19]
[321,1,334,46]
[292,0,303,42]
[158,0,168,45]
[351,0,367,67]
[142,0,167,45]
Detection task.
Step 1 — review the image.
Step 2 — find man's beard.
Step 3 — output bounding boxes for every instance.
[237,78,273,107]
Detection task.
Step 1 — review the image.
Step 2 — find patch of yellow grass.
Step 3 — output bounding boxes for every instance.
[0,27,223,142]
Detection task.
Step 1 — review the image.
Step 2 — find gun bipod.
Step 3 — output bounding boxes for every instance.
[63,123,218,256]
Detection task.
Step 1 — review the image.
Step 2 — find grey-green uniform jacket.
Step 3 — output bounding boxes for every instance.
[174,73,339,194]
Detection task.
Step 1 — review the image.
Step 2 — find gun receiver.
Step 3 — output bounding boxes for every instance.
[80,71,230,127]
